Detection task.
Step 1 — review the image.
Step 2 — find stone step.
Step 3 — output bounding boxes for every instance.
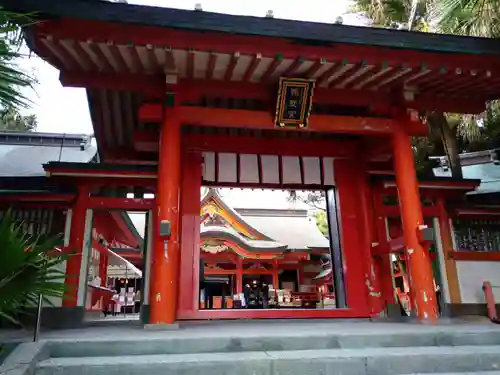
[47,330,500,358]
[35,345,500,375]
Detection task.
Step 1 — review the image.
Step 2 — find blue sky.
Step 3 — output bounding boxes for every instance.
[18,0,365,134]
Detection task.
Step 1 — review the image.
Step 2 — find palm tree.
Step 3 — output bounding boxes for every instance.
[0,9,35,110]
[0,210,69,326]
[349,0,493,177]
[429,0,500,37]
[350,0,429,30]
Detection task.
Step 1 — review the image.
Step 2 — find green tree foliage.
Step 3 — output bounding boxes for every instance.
[313,210,329,237]
[349,0,498,177]
[0,9,35,110]
[0,210,69,325]
[429,0,500,37]
[351,0,429,30]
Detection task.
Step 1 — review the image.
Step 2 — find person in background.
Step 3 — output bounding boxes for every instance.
[134,289,141,314]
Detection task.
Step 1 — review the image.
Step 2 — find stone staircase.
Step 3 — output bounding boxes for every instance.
[4,321,500,375]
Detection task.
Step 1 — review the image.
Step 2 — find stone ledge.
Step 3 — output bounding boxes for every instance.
[0,342,48,375]
[143,323,180,331]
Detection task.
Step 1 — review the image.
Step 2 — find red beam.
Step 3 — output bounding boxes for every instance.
[60,71,165,96]
[180,307,368,320]
[451,251,500,261]
[60,72,487,114]
[139,104,426,135]
[0,193,75,203]
[87,197,155,210]
[133,132,359,157]
[178,106,401,135]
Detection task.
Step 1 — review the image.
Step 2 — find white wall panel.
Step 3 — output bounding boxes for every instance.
[239,154,259,183]
[303,157,321,185]
[261,155,280,184]
[202,152,336,187]
[457,261,500,303]
[282,156,301,184]
[323,157,335,186]
[218,153,237,183]
[202,152,215,182]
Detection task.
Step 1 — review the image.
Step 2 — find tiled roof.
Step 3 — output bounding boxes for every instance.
[6,0,500,56]
[237,209,330,250]
[432,149,500,195]
[0,132,97,177]
[201,226,287,252]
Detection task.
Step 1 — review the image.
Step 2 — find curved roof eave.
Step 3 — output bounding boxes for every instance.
[201,229,287,253]
[201,189,274,241]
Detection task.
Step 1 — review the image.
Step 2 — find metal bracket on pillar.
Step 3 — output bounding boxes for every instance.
[416,225,434,244]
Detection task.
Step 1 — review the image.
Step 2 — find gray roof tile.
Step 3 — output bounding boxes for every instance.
[0,132,97,177]
[6,0,500,56]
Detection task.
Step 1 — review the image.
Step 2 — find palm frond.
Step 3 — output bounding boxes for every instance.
[0,209,71,326]
[0,9,36,109]
[429,0,500,37]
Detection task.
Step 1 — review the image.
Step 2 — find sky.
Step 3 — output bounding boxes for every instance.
[17,0,366,134]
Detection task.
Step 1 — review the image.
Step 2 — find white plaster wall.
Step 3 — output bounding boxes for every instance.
[456,261,500,303]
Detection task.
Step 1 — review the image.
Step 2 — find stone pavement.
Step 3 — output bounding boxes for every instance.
[1,317,498,343]
[3,319,500,375]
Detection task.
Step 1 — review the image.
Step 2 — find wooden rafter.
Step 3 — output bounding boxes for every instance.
[86,41,114,72]
[206,52,217,80]
[243,54,261,82]
[224,52,240,81]
[107,43,128,73]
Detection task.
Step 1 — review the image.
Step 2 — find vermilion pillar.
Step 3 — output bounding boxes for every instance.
[149,100,181,325]
[272,262,279,290]
[392,124,439,321]
[63,186,89,307]
[358,167,383,315]
[236,260,243,294]
[99,251,108,287]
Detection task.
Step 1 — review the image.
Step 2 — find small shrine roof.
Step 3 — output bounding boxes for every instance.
[201,226,287,253]
[0,132,97,177]
[235,208,330,250]
[432,149,500,195]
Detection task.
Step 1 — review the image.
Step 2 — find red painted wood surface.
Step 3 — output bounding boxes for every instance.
[58,72,484,114]
[181,133,359,158]
[38,19,500,73]
[451,252,500,261]
[139,104,427,136]
[333,159,370,314]
[392,124,438,321]
[358,164,384,314]
[149,105,182,325]
[177,151,202,318]
[63,186,89,307]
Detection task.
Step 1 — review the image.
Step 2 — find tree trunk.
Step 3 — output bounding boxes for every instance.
[427,112,463,178]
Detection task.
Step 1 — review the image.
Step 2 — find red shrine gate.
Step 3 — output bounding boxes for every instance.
[10,0,500,325]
